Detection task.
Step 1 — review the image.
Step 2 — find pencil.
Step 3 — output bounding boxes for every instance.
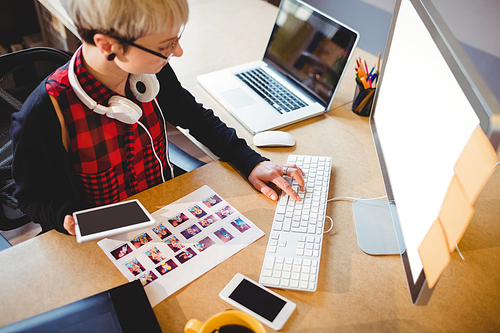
[376,52,381,74]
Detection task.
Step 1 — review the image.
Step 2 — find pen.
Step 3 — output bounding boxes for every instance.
[368,66,374,78]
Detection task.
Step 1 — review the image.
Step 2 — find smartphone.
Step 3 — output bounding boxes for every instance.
[74,199,156,243]
[219,273,296,331]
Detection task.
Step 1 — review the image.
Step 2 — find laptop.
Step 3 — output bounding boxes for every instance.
[0,281,162,333]
[197,0,359,134]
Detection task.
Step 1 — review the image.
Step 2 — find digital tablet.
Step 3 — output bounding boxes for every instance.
[74,200,155,243]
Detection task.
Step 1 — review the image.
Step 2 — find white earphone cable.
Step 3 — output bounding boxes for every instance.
[137,121,166,183]
[155,98,175,180]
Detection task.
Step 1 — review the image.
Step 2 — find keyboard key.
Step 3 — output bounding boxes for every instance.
[261,277,280,286]
[264,256,275,269]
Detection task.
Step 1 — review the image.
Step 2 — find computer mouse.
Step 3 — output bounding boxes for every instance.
[253,131,295,147]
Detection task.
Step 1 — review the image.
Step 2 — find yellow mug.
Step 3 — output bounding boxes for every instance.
[184,310,266,333]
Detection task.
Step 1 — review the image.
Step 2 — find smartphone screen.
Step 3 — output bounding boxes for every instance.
[228,278,287,322]
[76,201,151,236]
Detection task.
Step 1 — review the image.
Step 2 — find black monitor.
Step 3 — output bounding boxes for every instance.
[0,280,162,333]
[365,0,500,305]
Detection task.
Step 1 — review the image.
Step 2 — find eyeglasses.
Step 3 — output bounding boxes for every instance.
[124,27,184,61]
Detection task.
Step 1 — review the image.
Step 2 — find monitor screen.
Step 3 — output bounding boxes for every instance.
[369,0,499,304]
[264,0,359,107]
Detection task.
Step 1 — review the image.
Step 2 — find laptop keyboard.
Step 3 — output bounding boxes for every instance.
[235,68,307,114]
[259,154,332,292]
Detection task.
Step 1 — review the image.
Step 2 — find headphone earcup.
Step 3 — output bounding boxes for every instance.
[129,74,160,103]
[107,95,143,124]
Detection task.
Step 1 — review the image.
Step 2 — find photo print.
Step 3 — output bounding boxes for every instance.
[231,217,251,233]
[198,214,218,228]
[139,271,158,287]
[168,212,189,227]
[145,246,166,265]
[202,194,222,208]
[214,227,234,243]
[164,235,185,253]
[124,258,146,276]
[130,232,152,249]
[111,243,133,260]
[175,248,197,264]
[152,223,172,240]
[194,237,215,252]
[180,224,202,240]
[215,205,234,220]
[155,259,178,276]
[188,205,207,219]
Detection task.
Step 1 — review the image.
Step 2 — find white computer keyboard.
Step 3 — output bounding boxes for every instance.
[258,155,331,291]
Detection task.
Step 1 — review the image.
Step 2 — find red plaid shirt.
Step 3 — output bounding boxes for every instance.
[46,50,168,206]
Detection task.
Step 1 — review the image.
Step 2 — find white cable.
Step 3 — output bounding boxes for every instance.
[456,245,465,260]
[155,98,175,180]
[323,195,386,234]
[137,121,166,183]
[323,215,334,233]
[327,195,387,203]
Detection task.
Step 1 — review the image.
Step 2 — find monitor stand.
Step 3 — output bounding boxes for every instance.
[352,199,405,255]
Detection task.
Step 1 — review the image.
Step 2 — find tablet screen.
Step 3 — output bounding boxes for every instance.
[76,201,151,237]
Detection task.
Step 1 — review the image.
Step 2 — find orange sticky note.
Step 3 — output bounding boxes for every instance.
[439,176,475,252]
[454,126,498,203]
[418,219,451,289]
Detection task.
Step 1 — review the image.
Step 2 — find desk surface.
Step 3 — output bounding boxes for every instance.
[2,0,500,332]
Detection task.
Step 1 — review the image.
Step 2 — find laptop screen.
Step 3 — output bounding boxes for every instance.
[264,0,359,107]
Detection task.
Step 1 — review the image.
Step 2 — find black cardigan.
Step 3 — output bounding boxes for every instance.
[10,63,267,234]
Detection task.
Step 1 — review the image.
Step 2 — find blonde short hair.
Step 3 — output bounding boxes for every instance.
[62,0,189,44]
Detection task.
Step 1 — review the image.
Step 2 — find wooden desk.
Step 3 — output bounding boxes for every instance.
[1,0,500,332]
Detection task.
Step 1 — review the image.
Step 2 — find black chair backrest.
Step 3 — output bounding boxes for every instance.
[0,47,71,231]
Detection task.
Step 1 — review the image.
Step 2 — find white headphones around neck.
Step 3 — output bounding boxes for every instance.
[67,46,174,181]
[67,46,160,124]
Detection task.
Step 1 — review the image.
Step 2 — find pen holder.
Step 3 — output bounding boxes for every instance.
[352,83,376,117]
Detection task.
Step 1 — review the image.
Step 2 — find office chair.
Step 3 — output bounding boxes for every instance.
[0,47,206,232]
[0,47,72,231]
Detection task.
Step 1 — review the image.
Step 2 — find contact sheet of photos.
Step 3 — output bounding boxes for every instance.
[98,186,264,306]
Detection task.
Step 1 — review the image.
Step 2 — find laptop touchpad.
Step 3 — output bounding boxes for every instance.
[220,88,257,109]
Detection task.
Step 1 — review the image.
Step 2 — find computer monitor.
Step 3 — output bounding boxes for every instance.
[366,0,500,305]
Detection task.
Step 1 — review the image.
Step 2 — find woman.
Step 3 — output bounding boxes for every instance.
[10,0,304,236]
